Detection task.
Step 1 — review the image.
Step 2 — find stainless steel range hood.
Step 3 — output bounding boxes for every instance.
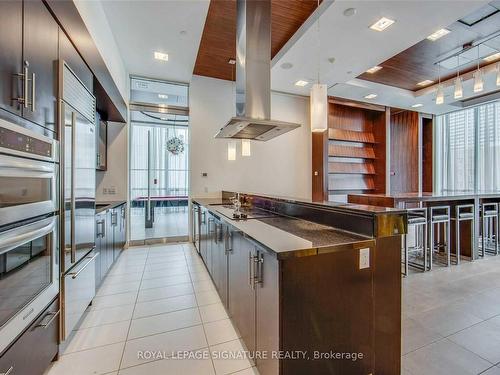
[214,0,301,141]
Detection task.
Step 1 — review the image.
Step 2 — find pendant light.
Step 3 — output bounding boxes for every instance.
[435,63,444,105]
[241,139,251,156]
[496,62,500,86]
[473,46,484,93]
[227,142,236,161]
[310,0,327,133]
[454,55,463,99]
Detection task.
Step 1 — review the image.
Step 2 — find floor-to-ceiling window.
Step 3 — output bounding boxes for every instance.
[129,77,189,242]
[435,100,500,192]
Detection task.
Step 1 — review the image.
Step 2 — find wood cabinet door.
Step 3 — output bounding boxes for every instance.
[23,0,58,131]
[228,232,256,353]
[0,0,22,117]
[255,247,280,375]
[58,29,93,91]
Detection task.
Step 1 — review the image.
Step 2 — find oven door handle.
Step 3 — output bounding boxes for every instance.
[0,217,56,256]
[0,154,55,174]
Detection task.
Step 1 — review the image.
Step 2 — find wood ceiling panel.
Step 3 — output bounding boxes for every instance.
[357,9,500,91]
[193,0,318,81]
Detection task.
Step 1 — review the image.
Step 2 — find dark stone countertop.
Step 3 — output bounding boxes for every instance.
[96,200,126,214]
[193,197,375,258]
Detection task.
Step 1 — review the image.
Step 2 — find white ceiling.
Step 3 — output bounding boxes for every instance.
[101,0,209,83]
[271,0,492,114]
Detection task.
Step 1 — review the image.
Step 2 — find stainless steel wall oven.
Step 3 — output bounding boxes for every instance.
[0,119,59,354]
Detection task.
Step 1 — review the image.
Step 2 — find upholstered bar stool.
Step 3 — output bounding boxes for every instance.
[428,206,451,269]
[402,208,428,276]
[452,204,474,265]
[480,203,499,257]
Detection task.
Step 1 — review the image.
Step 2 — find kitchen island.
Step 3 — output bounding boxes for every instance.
[192,192,406,375]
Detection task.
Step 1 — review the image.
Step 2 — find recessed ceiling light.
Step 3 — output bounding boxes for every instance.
[158,94,168,99]
[364,93,377,99]
[281,62,293,69]
[343,8,356,17]
[295,80,309,87]
[411,103,423,108]
[228,58,236,65]
[154,51,169,61]
[417,79,434,86]
[484,52,500,62]
[369,17,395,32]
[366,66,383,74]
[426,28,451,41]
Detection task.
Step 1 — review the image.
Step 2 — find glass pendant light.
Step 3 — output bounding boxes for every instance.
[435,63,444,105]
[496,62,500,86]
[227,142,236,161]
[241,139,251,156]
[310,0,327,133]
[473,46,484,93]
[454,55,463,99]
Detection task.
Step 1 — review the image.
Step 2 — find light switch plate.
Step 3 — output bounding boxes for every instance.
[359,248,370,269]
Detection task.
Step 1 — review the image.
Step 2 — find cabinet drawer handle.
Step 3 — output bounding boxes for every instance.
[68,253,98,279]
[30,72,36,112]
[36,310,60,329]
[1,365,13,375]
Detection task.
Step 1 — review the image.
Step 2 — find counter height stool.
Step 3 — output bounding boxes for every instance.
[480,203,499,257]
[402,208,428,276]
[428,206,451,269]
[453,204,475,265]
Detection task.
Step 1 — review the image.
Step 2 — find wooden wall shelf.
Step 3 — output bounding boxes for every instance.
[329,128,376,144]
[312,98,388,201]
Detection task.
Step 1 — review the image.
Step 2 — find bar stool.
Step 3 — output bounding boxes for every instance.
[428,206,451,269]
[402,208,427,276]
[480,203,499,257]
[452,204,474,265]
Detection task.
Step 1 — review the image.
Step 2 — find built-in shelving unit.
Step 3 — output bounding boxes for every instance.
[312,98,388,202]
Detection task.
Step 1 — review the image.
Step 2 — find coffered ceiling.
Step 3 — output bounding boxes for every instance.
[193,0,320,81]
[357,2,500,91]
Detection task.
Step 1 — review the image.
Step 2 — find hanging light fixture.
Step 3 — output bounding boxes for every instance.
[241,139,251,156]
[454,54,463,99]
[310,0,327,133]
[227,142,236,161]
[435,64,444,105]
[496,62,500,86]
[473,46,484,93]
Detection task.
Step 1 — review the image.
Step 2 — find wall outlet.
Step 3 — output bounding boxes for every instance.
[359,248,370,269]
[103,186,117,195]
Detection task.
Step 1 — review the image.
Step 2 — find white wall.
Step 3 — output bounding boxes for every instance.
[96,122,128,202]
[189,75,311,200]
[74,0,129,102]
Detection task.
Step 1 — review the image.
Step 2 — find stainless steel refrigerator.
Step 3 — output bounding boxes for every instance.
[59,62,98,341]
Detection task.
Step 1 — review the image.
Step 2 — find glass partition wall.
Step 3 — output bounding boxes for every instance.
[129,77,189,243]
[435,100,500,192]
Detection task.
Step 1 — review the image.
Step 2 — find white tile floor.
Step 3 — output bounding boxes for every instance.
[44,242,500,375]
[45,243,257,375]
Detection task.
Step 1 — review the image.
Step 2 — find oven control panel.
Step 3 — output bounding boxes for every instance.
[0,126,52,158]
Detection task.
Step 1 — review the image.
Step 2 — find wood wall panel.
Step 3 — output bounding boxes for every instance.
[390,110,419,194]
[422,117,433,192]
[312,131,327,202]
[193,0,318,81]
[316,100,388,199]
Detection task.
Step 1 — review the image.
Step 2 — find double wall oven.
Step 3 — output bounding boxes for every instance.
[0,119,59,354]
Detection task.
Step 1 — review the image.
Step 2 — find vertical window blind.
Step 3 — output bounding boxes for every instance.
[435,100,500,192]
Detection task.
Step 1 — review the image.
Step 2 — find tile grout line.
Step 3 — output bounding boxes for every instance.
[183,243,219,375]
[116,246,150,373]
